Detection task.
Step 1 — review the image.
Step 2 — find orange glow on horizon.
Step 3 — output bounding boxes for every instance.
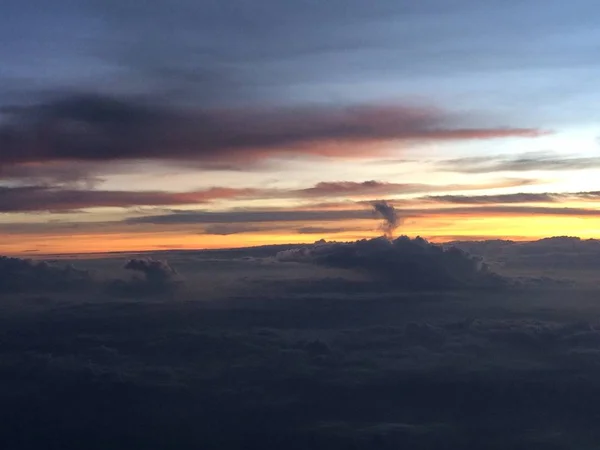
[3,212,600,256]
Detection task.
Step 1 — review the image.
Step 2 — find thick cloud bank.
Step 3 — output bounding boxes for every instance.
[0,256,92,293]
[277,236,503,289]
[450,236,600,270]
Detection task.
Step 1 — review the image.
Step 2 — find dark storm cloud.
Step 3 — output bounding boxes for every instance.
[0,256,92,293]
[438,152,600,173]
[0,93,542,170]
[0,185,257,212]
[276,236,504,289]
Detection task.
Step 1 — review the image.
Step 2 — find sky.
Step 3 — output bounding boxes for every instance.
[2,0,600,255]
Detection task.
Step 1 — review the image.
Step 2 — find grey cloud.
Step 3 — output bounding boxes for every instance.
[425,192,560,204]
[439,152,600,174]
[108,258,183,296]
[202,224,271,235]
[0,256,92,293]
[297,227,347,234]
[0,93,542,170]
[276,236,504,289]
[0,185,256,212]
[124,204,600,228]
[372,200,401,238]
[450,236,600,270]
[126,209,373,225]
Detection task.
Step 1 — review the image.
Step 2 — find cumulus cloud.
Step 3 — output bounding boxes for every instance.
[0,256,92,293]
[108,258,183,296]
[276,236,504,289]
[124,258,181,284]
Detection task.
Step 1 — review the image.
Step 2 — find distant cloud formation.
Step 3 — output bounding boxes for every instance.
[292,179,537,198]
[109,258,183,296]
[371,201,401,238]
[0,94,542,173]
[450,236,600,270]
[438,152,600,174]
[276,236,503,289]
[0,185,258,212]
[425,192,560,204]
[0,179,542,213]
[0,256,92,293]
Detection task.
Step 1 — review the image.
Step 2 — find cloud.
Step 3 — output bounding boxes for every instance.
[438,152,600,174]
[108,258,183,296]
[124,258,181,284]
[372,201,401,238]
[201,224,270,235]
[0,256,92,293]
[0,93,543,171]
[276,236,504,289]
[0,178,543,212]
[297,226,347,234]
[0,185,258,212]
[424,193,560,204]
[450,236,600,270]
[126,209,373,225]
[292,178,539,198]
[124,204,600,229]
[424,191,600,205]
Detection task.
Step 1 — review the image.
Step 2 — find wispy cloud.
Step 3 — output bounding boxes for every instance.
[438,152,600,174]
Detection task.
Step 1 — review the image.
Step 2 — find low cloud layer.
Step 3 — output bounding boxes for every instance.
[450,236,600,271]
[0,256,92,293]
[276,236,503,289]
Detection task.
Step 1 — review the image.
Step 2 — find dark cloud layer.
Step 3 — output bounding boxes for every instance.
[277,236,503,289]
[450,236,600,271]
[127,209,373,225]
[124,204,600,229]
[0,256,92,293]
[0,185,258,212]
[0,93,542,171]
[0,178,542,212]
